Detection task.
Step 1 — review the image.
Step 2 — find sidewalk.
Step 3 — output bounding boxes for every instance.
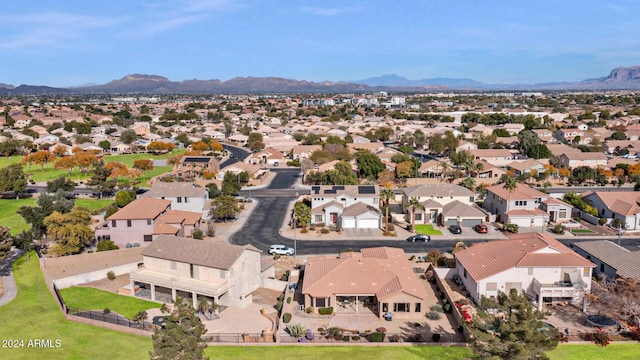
[212,200,258,242]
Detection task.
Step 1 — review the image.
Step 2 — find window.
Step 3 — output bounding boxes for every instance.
[583,267,590,277]
[486,282,497,291]
[415,213,422,221]
[314,215,323,223]
[559,210,567,219]
[528,267,534,275]
[170,261,177,270]
[600,263,605,272]
[220,270,225,279]
[393,303,410,312]
[382,303,388,312]
[143,235,153,242]
[184,197,188,203]
[112,220,116,228]
[177,197,182,203]
[415,303,421,313]
[463,269,467,278]
[515,200,528,207]
[127,220,132,227]
[147,219,152,225]
[190,264,198,279]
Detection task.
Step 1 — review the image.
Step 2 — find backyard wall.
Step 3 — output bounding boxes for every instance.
[53,262,140,289]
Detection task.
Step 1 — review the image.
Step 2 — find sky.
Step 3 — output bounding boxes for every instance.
[1,0,640,87]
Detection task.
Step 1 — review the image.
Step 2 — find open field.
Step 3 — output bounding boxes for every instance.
[415,224,443,235]
[0,198,113,235]
[548,343,640,360]
[0,253,152,360]
[59,286,161,319]
[206,346,472,359]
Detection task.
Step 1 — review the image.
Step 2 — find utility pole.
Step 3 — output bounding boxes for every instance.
[618,223,622,245]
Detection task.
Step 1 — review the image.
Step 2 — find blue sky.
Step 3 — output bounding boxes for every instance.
[1,0,639,87]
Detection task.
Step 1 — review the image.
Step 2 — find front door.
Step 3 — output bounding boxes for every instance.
[331,213,338,225]
[430,210,437,223]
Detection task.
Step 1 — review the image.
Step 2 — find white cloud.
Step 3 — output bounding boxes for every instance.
[298,6,361,16]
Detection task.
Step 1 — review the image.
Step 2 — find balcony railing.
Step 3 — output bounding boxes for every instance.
[532,278,587,295]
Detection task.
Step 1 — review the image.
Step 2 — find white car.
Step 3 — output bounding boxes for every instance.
[268,245,295,256]
[623,154,638,159]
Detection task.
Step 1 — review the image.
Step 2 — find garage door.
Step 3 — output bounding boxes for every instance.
[342,218,356,228]
[358,219,379,229]
[461,219,482,227]
[446,218,458,226]
[509,217,531,227]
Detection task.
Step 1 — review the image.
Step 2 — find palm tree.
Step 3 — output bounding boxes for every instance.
[380,187,395,233]
[407,196,425,232]
[197,297,211,320]
[502,176,518,223]
[439,162,450,182]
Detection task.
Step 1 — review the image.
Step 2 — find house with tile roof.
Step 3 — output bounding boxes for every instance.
[301,247,428,319]
[571,240,640,281]
[455,233,595,310]
[483,183,549,227]
[130,235,270,308]
[95,198,202,248]
[139,182,209,215]
[469,149,517,166]
[558,151,607,169]
[400,184,484,227]
[581,191,640,229]
[310,185,381,229]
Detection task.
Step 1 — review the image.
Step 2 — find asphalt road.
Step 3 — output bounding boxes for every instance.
[221,144,250,168]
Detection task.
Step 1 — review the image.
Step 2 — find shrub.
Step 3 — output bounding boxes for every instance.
[320,228,330,234]
[286,296,292,304]
[432,333,441,342]
[300,228,308,233]
[389,334,401,342]
[387,223,395,231]
[552,224,566,234]
[427,311,441,320]
[106,271,116,281]
[286,323,306,338]
[309,225,316,231]
[587,328,612,347]
[504,223,519,233]
[351,335,360,341]
[430,304,443,313]
[318,307,333,315]
[275,301,283,312]
[443,303,452,313]
[97,240,119,252]
[328,327,341,336]
[192,229,204,239]
[283,313,292,323]
[277,293,285,302]
[273,254,281,260]
[599,218,607,225]
[369,332,385,342]
[409,255,416,261]
[305,306,314,314]
[103,308,111,314]
[305,329,314,341]
[342,335,350,342]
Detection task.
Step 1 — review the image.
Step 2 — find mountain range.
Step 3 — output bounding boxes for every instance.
[1,66,640,95]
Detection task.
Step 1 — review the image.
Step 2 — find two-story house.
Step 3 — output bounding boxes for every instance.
[469,149,517,167]
[455,233,595,310]
[483,183,550,226]
[130,235,267,308]
[554,128,585,143]
[176,155,221,179]
[400,184,484,227]
[581,191,640,229]
[558,152,608,169]
[95,198,202,247]
[310,185,381,229]
[139,182,209,215]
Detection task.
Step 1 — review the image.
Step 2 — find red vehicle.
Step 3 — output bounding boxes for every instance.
[474,224,488,233]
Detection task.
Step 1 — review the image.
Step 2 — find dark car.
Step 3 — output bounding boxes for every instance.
[406,234,430,242]
[448,225,462,234]
[474,224,488,234]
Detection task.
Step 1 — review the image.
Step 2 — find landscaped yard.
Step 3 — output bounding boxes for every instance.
[59,286,162,319]
[415,224,443,235]
[0,198,114,235]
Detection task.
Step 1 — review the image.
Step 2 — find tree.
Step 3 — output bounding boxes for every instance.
[380,188,395,233]
[247,132,264,151]
[501,175,518,223]
[54,156,77,177]
[395,160,415,180]
[44,207,94,256]
[18,191,74,236]
[0,163,28,197]
[471,289,560,359]
[209,195,240,221]
[119,129,137,144]
[99,140,111,151]
[610,131,627,140]
[221,172,241,196]
[206,183,221,199]
[133,159,154,177]
[428,135,445,155]
[460,176,476,191]
[115,190,134,207]
[0,225,12,262]
[46,176,76,193]
[293,201,311,229]
[407,197,424,232]
[150,297,208,360]
[87,162,116,198]
[356,151,385,179]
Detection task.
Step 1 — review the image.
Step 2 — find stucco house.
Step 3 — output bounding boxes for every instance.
[130,235,270,308]
[139,182,209,216]
[95,198,202,247]
[310,185,381,229]
[581,191,640,229]
[455,233,595,310]
[176,155,220,179]
[302,247,428,319]
[483,183,550,226]
[400,184,483,227]
[572,240,640,281]
[558,152,607,169]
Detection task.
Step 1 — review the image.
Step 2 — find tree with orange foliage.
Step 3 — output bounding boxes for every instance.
[613,168,624,178]
[628,162,640,177]
[147,141,176,153]
[191,141,209,152]
[558,167,571,180]
[73,151,100,174]
[23,150,56,171]
[209,140,223,152]
[105,162,130,178]
[54,156,77,177]
[133,159,154,177]
[377,169,396,187]
[52,146,67,157]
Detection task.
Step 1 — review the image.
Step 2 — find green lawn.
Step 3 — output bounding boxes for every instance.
[0,253,152,360]
[206,345,472,359]
[548,343,640,360]
[571,229,596,234]
[0,198,114,235]
[59,286,161,319]
[415,224,443,235]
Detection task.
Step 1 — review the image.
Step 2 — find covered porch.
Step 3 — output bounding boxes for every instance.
[532,278,587,311]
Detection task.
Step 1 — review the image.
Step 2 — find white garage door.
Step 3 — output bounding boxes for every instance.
[342,218,356,228]
[358,219,379,229]
[509,217,532,227]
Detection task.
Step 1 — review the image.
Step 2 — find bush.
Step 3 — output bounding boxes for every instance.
[430,304,443,313]
[305,306,314,314]
[97,239,119,252]
[103,308,111,314]
[504,223,519,233]
[432,333,441,342]
[286,323,305,338]
[387,223,395,231]
[389,334,401,342]
[286,296,292,304]
[318,307,333,315]
[369,332,385,342]
[106,271,116,281]
[342,335,350,342]
[599,218,608,225]
[283,313,292,323]
[552,224,566,234]
[320,228,330,234]
[351,335,360,341]
[275,301,283,312]
[277,294,285,302]
[192,229,204,239]
[309,225,316,231]
[427,311,442,320]
[300,228,308,233]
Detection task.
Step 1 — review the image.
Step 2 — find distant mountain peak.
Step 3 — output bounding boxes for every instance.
[605,66,640,82]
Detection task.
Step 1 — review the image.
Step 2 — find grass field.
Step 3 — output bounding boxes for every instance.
[415,224,443,235]
[0,253,152,360]
[0,198,114,235]
[59,287,161,319]
[548,343,640,360]
[205,346,472,359]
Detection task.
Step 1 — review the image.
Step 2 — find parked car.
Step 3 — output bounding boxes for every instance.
[406,234,430,242]
[448,225,462,234]
[473,224,488,234]
[268,245,295,256]
[623,153,638,159]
